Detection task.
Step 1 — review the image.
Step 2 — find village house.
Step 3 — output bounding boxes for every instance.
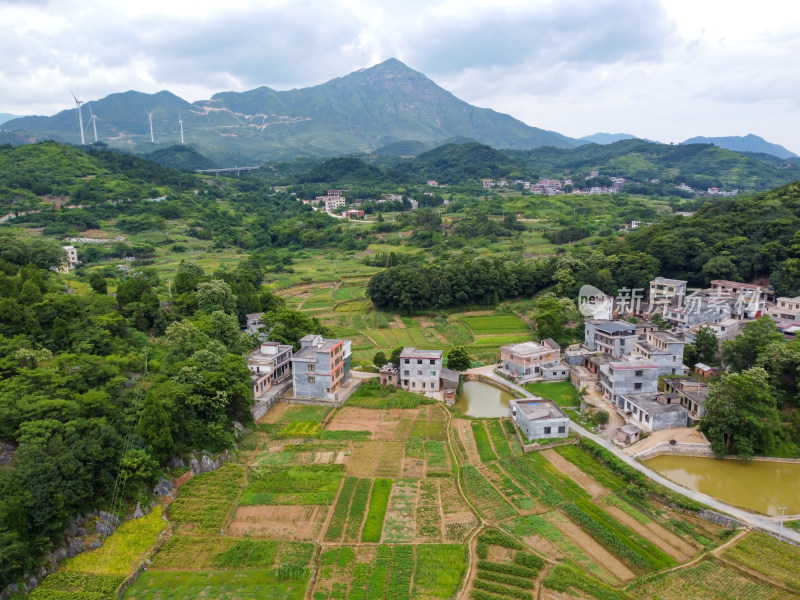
[427,180,438,187]
[343,209,365,219]
[767,296,800,321]
[291,335,352,400]
[247,341,293,398]
[662,291,732,327]
[598,355,660,406]
[694,363,719,379]
[325,196,346,212]
[57,245,79,273]
[399,347,443,393]
[649,277,687,306]
[245,312,264,334]
[509,398,570,441]
[631,330,687,377]
[584,320,638,358]
[499,339,566,382]
[661,377,709,424]
[684,318,742,346]
[379,363,398,386]
[616,391,687,431]
[709,279,768,317]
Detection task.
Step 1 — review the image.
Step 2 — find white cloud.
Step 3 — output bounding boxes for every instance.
[0,0,798,152]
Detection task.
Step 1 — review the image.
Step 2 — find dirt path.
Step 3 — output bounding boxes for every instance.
[601,502,695,562]
[454,419,481,466]
[542,449,610,498]
[548,512,634,582]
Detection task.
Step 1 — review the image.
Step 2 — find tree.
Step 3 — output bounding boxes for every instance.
[446,346,471,371]
[196,280,237,316]
[694,326,719,366]
[594,410,610,426]
[701,367,779,458]
[174,261,204,294]
[756,339,800,406]
[373,351,387,367]
[18,279,42,304]
[259,308,327,350]
[722,317,784,372]
[533,293,581,347]
[389,346,403,365]
[88,272,107,295]
[136,394,174,463]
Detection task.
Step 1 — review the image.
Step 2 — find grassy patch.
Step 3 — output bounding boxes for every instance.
[279,405,332,423]
[485,421,512,459]
[426,440,449,472]
[723,531,800,591]
[544,564,634,600]
[169,463,244,533]
[525,380,581,407]
[413,544,467,599]
[461,315,529,335]
[240,464,343,506]
[348,380,436,409]
[324,477,357,542]
[461,465,516,521]
[124,569,309,600]
[344,478,372,542]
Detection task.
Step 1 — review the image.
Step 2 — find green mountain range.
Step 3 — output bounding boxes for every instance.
[682,134,798,159]
[3,59,578,163]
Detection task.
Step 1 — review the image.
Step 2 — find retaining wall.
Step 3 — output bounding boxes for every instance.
[634,441,715,460]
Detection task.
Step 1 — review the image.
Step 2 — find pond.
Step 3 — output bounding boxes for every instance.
[453,380,516,418]
[645,454,800,516]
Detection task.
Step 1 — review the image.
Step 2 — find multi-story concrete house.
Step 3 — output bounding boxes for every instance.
[649,277,687,306]
[617,391,687,431]
[584,320,638,358]
[291,335,352,399]
[499,340,564,382]
[509,398,570,440]
[631,331,687,377]
[662,291,731,327]
[684,318,742,346]
[767,296,800,321]
[247,341,293,398]
[709,279,768,318]
[399,347,442,393]
[661,377,709,425]
[598,356,659,406]
[245,312,264,334]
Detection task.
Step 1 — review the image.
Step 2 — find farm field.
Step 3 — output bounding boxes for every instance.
[110,385,799,600]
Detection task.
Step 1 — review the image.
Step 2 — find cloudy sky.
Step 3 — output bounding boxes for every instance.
[2,0,799,151]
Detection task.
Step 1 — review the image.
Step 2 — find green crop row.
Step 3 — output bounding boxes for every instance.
[278,421,323,437]
[362,478,392,542]
[348,380,436,409]
[471,422,498,462]
[543,564,634,600]
[476,569,533,591]
[324,477,358,542]
[345,479,372,541]
[366,546,392,600]
[461,465,516,521]
[477,560,537,580]
[406,437,425,459]
[486,421,512,459]
[320,430,371,441]
[169,463,245,533]
[473,579,531,600]
[388,545,414,600]
[425,440,448,471]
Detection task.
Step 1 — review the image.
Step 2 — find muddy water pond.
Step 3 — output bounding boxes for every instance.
[645,454,800,516]
[453,380,515,418]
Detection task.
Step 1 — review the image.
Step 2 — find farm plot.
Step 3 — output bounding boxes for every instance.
[461,465,516,522]
[151,538,312,570]
[343,478,373,542]
[32,508,167,600]
[326,406,420,441]
[169,463,245,534]
[347,441,404,478]
[314,545,419,600]
[471,529,544,600]
[722,531,800,592]
[461,314,530,336]
[426,440,451,475]
[503,513,619,585]
[347,380,437,409]
[382,479,419,543]
[486,420,513,459]
[626,558,779,600]
[542,564,634,600]
[228,505,329,540]
[455,419,482,466]
[416,479,443,542]
[126,568,309,600]
[240,464,344,506]
[362,478,392,542]
[484,463,537,512]
[414,544,467,600]
[440,478,479,542]
[471,421,498,462]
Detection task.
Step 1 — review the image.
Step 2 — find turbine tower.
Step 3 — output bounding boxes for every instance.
[87,105,99,143]
[178,112,184,144]
[145,110,154,143]
[71,90,85,145]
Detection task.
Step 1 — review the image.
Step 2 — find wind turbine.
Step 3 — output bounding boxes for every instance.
[178,112,184,144]
[145,110,154,143]
[70,90,85,145]
[86,104,99,143]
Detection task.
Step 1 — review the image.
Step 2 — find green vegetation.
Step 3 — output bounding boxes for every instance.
[525,381,581,408]
[361,478,392,542]
[125,569,309,600]
[413,545,466,599]
[240,465,343,506]
[169,463,245,533]
[485,421,512,459]
[723,531,800,591]
[324,477,358,542]
[544,564,634,600]
[344,479,372,542]
[471,422,498,462]
[461,465,515,521]
[348,380,436,409]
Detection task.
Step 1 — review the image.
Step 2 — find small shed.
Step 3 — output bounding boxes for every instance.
[617,424,642,445]
[694,363,719,379]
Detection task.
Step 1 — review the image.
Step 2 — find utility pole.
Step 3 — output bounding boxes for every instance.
[779,506,787,541]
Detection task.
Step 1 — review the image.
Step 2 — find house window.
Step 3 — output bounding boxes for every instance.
[430,371,436,376]
[404,370,410,376]
[417,370,422,376]
[635,370,643,377]
[308,376,315,383]
[544,427,552,434]
[404,359,410,364]
[430,359,436,365]
[308,364,315,371]
[558,426,566,433]
[634,382,642,390]
[412,382,416,388]
[417,359,422,365]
